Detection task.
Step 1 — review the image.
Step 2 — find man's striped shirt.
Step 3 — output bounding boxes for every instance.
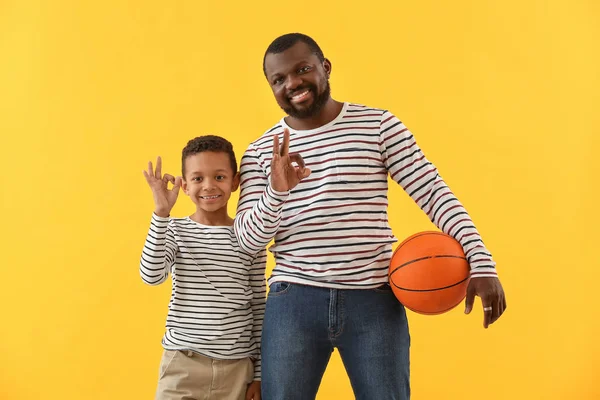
[140,214,266,380]
[235,102,497,289]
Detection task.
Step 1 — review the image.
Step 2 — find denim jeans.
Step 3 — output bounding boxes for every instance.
[261,282,410,400]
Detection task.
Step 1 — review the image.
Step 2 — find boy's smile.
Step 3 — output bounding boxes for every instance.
[182,151,239,224]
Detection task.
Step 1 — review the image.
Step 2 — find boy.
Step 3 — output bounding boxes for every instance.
[140,135,265,400]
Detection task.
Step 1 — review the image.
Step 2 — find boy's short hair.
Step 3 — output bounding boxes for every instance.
[181,135,237,177]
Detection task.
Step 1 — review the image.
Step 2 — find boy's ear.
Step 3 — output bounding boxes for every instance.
[181,178,189,194]
[232,172,240,192]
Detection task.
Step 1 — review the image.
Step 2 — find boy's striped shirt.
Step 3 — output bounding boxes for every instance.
[140,214,266,380]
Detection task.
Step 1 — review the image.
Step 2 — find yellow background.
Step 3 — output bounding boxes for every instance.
[1,1,598,399]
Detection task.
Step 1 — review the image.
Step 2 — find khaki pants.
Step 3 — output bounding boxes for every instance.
[155,349,254,400]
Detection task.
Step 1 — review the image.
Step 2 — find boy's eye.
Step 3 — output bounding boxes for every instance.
[192,177,202,182]
[216,175,225,181]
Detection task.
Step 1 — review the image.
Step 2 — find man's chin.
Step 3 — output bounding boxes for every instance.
[283,105,317,119]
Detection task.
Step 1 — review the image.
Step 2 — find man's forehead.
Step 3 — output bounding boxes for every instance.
[265,42,319,75]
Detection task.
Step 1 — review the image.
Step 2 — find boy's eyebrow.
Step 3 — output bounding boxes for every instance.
[188,169,230,174]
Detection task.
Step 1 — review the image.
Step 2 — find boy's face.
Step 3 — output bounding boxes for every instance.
[181,151,239,215]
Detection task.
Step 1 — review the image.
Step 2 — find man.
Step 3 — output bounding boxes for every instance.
[234,33,506,400]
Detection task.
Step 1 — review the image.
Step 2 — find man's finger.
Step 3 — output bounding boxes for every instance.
[464,282,476,314]
[482,297,493,328]
[296,166,311,180]
[281,128,290,157]
[155,156,162,179]
[289,153,305,169]
[273,134,280,157]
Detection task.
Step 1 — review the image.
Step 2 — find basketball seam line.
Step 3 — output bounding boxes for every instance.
[391,276,469,292]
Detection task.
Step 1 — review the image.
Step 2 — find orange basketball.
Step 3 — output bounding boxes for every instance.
[389,231,470,315]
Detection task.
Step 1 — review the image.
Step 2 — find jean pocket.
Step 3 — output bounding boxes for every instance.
[268,281,292,297]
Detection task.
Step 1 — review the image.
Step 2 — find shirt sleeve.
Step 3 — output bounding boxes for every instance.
[139,213,177,285]
[234,141,290,256]
[379,110,497,278]
[248,249,267,380]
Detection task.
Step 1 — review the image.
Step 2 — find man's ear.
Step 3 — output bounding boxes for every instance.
[323,58,332,77]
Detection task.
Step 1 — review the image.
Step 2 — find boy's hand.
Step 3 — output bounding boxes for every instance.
[245,381,261,400]
[143,156,182,217]
[270,128,311,192]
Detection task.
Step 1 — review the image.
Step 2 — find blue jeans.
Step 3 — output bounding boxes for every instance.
[261,282,410,400]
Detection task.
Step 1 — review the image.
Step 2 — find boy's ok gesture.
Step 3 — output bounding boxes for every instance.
[143,156,182,218]
[270,128,311,192]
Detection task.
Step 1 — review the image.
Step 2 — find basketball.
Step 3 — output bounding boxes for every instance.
[389,231,470,315]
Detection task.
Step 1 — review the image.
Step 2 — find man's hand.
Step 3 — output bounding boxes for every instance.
[246,380,261,400]
[465,277,506,328]
[270,128,311,192]
[142,156,182,217]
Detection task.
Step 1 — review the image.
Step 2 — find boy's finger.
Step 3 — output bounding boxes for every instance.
[163,173,175,184]
[173,176,182,190]
[155,156,162,179]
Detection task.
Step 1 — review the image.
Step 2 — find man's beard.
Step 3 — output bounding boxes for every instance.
[282,81,331,119]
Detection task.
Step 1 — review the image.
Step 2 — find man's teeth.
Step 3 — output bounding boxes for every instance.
[292,90,309,100]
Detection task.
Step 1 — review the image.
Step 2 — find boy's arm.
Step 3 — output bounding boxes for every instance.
[139,213,177,285]
[234,142,290,256]
[378,111,497,278]
[248,248,267,381]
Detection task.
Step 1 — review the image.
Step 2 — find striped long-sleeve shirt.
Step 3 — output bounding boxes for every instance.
[235,102,497,289]
[140,214,266,380]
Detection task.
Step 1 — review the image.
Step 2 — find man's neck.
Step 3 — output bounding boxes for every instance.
[284,98,344,131]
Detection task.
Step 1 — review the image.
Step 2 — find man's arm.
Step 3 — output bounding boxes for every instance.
[234,142,289,255]
[379,111,506,327]
[234,129,310,255]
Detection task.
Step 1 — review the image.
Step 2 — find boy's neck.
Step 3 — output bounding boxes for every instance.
[190,208,234,227]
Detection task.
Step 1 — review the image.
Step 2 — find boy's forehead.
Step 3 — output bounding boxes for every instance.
[185,152,232,172]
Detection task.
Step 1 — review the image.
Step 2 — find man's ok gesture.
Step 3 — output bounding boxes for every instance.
[270,128,311,192]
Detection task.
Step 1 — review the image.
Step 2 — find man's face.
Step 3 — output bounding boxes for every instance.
[264,41,331,119]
